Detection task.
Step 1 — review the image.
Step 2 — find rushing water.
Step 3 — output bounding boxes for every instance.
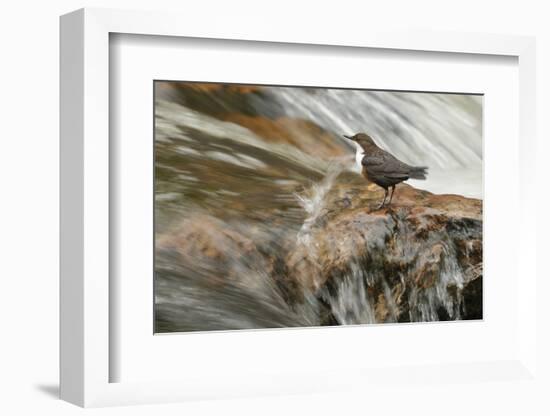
[154,84,482,333]
[270,88,483,198]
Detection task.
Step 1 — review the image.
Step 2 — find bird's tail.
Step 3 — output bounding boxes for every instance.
[409,166,428,180]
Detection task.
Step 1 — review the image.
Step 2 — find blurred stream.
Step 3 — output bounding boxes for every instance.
[154,83,482,333]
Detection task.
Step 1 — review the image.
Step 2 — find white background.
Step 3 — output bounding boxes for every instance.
[1,0,548,415]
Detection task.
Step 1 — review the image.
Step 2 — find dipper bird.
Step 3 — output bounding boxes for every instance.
[344,133,428,209]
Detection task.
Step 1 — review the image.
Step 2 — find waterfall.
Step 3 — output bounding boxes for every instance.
[154,83,482,333]
[269,88,483,198]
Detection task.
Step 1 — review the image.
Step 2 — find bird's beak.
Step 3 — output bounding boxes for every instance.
[343,135,354,141]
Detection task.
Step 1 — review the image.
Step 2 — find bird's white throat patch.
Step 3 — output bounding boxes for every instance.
[353,141,364,170]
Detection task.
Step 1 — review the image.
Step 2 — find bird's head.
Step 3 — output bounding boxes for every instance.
[343,133,377,150]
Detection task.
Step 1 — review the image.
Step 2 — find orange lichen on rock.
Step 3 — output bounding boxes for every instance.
[172,82,262,94]
[223,114,348,159]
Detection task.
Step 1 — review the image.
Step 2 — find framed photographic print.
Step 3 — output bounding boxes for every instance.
[60,8,538,408]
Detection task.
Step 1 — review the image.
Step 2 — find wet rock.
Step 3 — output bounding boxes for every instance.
[156,179,482,330]
[287,179,482,323]
[157,214,271,286]
[156,82,351,160]
[222,114,348,159]
[157,81,285,119]
[155,214,320,332]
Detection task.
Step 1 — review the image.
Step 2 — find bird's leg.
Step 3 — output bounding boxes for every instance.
[378,189,388,209]
[388,185,396,206]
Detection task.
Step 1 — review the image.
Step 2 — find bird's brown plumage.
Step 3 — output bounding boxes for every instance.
[344,133,428,208]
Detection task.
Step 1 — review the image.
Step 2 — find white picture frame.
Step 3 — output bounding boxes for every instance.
[60,7,538,408]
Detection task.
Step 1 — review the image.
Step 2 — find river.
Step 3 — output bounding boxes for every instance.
[154,83,482,333]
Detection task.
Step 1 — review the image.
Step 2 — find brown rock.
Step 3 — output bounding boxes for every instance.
[222,114,348,159]
[286,180,482,321]
[157,180,482,325]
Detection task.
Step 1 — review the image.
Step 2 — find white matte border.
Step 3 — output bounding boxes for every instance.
[60,7,538,407]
